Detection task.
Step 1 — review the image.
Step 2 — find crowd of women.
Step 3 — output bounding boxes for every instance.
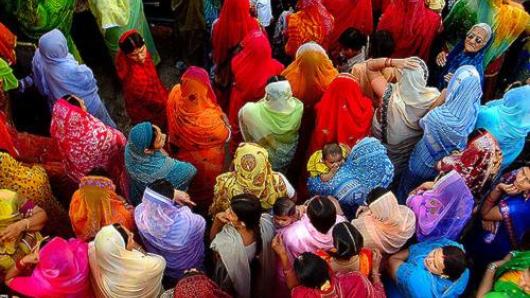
[0,0,529,297]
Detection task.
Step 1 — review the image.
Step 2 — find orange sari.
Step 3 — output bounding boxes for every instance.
[0,23,16,65]
[167,67,229,213]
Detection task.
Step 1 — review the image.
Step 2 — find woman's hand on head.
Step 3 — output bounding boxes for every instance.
[0,220,27,242]
[497,183,522,196]
[372,249,383,272]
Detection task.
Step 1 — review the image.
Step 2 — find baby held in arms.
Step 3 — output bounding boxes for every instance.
[307,143,350,182]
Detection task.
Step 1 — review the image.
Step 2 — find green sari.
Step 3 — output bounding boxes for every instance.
[485,251,530,298]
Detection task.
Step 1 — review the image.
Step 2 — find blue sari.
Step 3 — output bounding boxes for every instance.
[398,65,482,201]
[307,137,394,216]
[394,238,470,298]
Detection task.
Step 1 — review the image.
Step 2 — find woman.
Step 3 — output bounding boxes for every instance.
[368,57,442,178]
[210,194,276,298]
[228,30,284,150]
[475,85,530,170]
[376,0,441,61]
[322,0,372,46]
[89,224,166,298]
[406,170,474,241]
[124,121,197,206]
[398,65,482,199]
[307,137,394,215]
[477,250,530,297]
[284,0,334,57]
[352,189,416,254]
[0,189,46,274]
[209,143,293,215]
[239,76,304,173]
[161,269,231,298]
[116,30,167,128]
[69,168,134,242]
[167,66,230,212]
[50,96,126,183]
[388,238,470,298]
[88,0,160,64]
[21,29,116,127]
[7,237,92,297]
[308,73,373,156]
[437,129,502,197]
[435,23,493,89]
[0,23,16,65]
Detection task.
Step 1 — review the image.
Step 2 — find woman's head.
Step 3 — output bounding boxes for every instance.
[294,252,331,289]
[514,167,530,193]
[119,30,147,63]
[307,196,337,234]
[265,76,292,102]
[87,167,110,178]
[147,179,174,199]
[38,29,69,60]
[227,194,262,229]
[332,222,363,260]
[424,246,468,281]
[464,23,492,53]
[369,30,395,58]
[62,94,87,111]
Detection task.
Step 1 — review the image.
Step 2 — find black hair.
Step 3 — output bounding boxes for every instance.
[307,196,336,234]
[118,31,145,55]
[338,27,368,51]
[442,246,468,281]
[294,252,330,289]
[113,223,129,245]
[370,30,395,58]
[267,75,287,84]
[332,222,363,260]
[520,229,530,251]
[231,194,263,255]
[87,167,110,178]
[147,179,174,199]
[62,94,81,108]
[366,187,390,205]
[273,197,296,217]
[322,143,342,159]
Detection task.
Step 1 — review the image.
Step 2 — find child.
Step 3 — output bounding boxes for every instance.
[272,197,306,229]
[335,28,368,73]
[307,143,349,182]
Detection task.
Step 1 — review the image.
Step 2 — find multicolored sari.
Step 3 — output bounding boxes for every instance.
[485,250,530,298]
[167,66,229,211]
[0,23,16,65]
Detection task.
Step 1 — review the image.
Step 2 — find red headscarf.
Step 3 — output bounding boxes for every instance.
[115,30,168,129]
[0,112,17,157]
[377,0,441,61]
[0,23,16,65]
[309,73,373,153]
[211,0,260,65]
[322,0,373,45]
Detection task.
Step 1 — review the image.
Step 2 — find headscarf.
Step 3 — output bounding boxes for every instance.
[171,272,231,298]
[135,187,206,279]
[284,0,335,56]
[239,79,304,172]
[69,176,134,241]
[0,58,18,91]
[209,143,288,214]
[407,170,474,241]
[50,98,126,182]
[438,23,493,89]
[282,42,338,108]
[0,22,16,65]
[32,29,116,127]
[487,250,530,298]
[309,73,374,154]
[9,237,92,298]
[89,225,166,298]
[322,0,372,44]
[438,129,502,196]
[211,0,260,65]
[475,85,530,169]
[352,191,416,254]
[0,112,17,157]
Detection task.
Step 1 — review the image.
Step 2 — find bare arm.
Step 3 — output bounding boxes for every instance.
[388,248,410,281]
[476,254,512,298]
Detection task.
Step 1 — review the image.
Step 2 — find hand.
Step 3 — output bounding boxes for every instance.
[436,51,447,67]
[0,220,26,242]
[21,252,39,265]
[444,72,453,82]
[330,163,341,174]
[173,190,196,207]
[271,234,288,257]
[371,249,383,273]
[482,220,497,233]
[215,211,229,224]
[409,181,435,196]
[394,58,420,70]
[498,183,522,196]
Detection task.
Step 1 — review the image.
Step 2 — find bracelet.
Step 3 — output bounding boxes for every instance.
[487,263,498,272]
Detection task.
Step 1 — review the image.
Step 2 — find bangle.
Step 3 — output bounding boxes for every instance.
[487,263,498,272]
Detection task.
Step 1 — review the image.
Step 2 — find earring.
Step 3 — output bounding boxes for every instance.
[440,274,449,279]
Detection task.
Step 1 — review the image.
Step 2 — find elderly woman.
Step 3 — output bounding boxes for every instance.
[124,121,197,206]
[239,76,303,173]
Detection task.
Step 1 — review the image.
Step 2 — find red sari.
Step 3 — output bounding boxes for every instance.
[322,0,373,46]
[291,271,386,298]
[0,22,16,65]
[115,30,168,129]
[228,30,285,151]
[376,0,441,62]
[308,74,373,156]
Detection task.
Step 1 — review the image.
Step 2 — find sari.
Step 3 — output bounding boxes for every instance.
[485,250,530,298]
[438,129,502,197]
[88,0,160,64]
[228,30,285,150]
[352,191,416,254]
[167,66,229,211]
[173,0,208,66]
[239,80,304,173]
[307,137,394,213]
[398,65,482,200]
[292,271,386,298]
[395,238,469,298]
[322,0,372,46]
[372,59,441,178]
[0,58,18,92]
[0,23,16,65]
[31,29,116,127]
[309,73,373,155]
[135,187,206,279]
[284,0,334,57]
[376,0,441,61]
[210,143,288,214]
[89,225,166,298]
[50,99,126,183]
[211,214,276,298]
[317,247,373,276]
[125,122,197,206]
[475,85,530,170]
[115,29,168,128]
[69,176,134,242]
[9,237,92,298]
[162,271,231,298]
[406,170,474,241]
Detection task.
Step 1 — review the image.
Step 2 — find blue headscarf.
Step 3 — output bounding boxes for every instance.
[437,23,493,89]
[32,29,116,128]
[476,85,530,169]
